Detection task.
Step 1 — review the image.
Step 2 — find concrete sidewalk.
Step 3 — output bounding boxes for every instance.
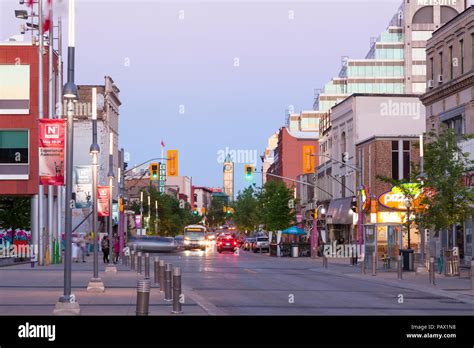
[0,254,207,315]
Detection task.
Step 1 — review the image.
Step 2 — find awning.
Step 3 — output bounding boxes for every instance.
[326,197,354,225]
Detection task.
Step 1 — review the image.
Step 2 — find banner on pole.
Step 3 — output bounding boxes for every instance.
[39,119,65,185]
[98,186,110,217]
[73,165,92,208]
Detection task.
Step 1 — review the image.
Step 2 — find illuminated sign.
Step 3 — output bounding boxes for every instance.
[378,184,422,211]
[417,0,457,5]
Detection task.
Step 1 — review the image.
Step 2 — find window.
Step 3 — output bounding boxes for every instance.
[449,46,453,80]
[341,175,346,198]
[391,141,399,180]
[412,6,434,24]
[412,64,426,76]
[444,116,465,139]
[392,140,410,180]
[440,6,458,24]
[412,48,426,60]
[411,31,433,41]
[460,39,464,74]
[340,131,347,162]
[0,65,30,115]
[439,51,443,79]
[430,57,434,80]
[402,141,410,181]
[0,130,29,180]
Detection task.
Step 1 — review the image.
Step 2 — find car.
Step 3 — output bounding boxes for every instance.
[252,236,270,253]
[243,237,255,251]
[217,235,238,253]
[174,235,185,250]
[128,236,178,253]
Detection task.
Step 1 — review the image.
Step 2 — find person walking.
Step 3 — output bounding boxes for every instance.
[79,235,87,262]
[113,233,120,264]
[101,235,110,264]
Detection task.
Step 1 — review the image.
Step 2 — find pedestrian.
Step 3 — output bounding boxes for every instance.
[101,235,110,264]
[113,233,120,264]
[79,235,87,262]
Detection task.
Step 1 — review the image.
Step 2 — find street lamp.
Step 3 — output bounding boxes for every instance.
[148,194,151,234]
[87,88,104,292]
[404,197,412,250]
[106,132,116,271]
[155,200,159,234]
[54,0,80,315]
[140,191,144,236]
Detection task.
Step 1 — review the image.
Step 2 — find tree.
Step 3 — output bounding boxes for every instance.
[207,198,226,228]
[420,128,474,236]
[259,181,295,232]
[0,196,31,236]
[233,185,259,232]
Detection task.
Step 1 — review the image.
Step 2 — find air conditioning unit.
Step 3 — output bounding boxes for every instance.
[427,79,434,89]
[438,75,443,83]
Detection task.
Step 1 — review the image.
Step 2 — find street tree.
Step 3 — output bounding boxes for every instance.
[259,180,295,232]
[420,128,474,237]
[0,196,31,237]
[233,185,259,232]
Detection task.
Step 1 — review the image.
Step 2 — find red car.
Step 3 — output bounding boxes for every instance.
[217,235,238,253]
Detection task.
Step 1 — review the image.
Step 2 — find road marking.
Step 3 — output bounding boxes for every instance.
[182,286,226,315]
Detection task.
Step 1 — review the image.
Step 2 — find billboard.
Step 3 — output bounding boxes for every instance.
[98,186,110,217]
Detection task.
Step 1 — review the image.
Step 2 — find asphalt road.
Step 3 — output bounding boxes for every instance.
[150,245,473,315]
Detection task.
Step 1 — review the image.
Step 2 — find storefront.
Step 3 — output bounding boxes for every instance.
[325,197,354,244]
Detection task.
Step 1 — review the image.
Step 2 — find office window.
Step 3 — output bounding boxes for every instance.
[449,46,453,80]
[444,116,464,139]
[0,65,30,115]
[412,64,426,76]
[430,57,434,80]
[341,175,346,198]
[411,31,433,41]
[0,130,29,180]
[439,51,443,79]
[412,48,426,60]
[460,39,464,74]
[391,141,399,180]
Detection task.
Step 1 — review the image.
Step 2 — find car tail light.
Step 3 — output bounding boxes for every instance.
[233,241,237,246]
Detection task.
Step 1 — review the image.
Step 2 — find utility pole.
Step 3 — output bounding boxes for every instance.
[38,0,45,267]
[55,16,63,264]
[106,131,116,272]
[148,194,151,234]
[54,0,80,315]
[47,0,54,264]
[87,88,104,292]
[155,200,158,234]
[140,191,144,236]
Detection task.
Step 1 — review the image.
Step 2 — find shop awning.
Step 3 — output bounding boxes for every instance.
[326,197,354,225]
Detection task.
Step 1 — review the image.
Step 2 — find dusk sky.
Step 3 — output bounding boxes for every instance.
[0,0,401,194]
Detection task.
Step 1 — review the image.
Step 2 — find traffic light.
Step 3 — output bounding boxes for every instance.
[193,209,199,216]
[342,152,349,163]
[149,163,159,181]
[244,165,254,180]
[201,207,206,215]
[167,150,178,176]
[302,145,315,174]
[351,196,357,213]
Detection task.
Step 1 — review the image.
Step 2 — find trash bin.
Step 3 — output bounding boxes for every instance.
[444,249,459,276]
[401,249,414,271]
[291,245,299,258]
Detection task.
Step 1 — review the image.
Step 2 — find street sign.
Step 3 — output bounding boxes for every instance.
[159,162,166,193]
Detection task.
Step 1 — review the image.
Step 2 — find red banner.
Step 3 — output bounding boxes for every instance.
[98,186,110,217]
[39,119,65,185]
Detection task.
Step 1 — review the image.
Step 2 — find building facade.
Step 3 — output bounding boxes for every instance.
[420,5,474,264]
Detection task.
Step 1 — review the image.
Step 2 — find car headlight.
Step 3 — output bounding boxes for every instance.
[184,240,190,245]
[198,240,206,245]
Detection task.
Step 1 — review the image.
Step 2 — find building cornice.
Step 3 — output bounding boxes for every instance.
[420,71,474,106]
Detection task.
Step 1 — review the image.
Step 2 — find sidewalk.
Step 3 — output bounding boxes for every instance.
[0,254,207,315]
[302,256,474,305]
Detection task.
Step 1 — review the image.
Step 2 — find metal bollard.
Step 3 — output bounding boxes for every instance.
[164,263,172,301]
[429,257,436,285]
[137,251,142,274]
[130,251,135,271]
[397,255,403,280]
[144,253,150,279]
[323,255,328,269]
[136,279,151,316]
[154,257,160,284]
[172,267,183,314]
[361,256,366,274]
[372,252,377,276]
[159,260,165,292]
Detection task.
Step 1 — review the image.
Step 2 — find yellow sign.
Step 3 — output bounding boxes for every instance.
[378,184,422,211]
[302,145,314,174]
[167,150,178,176]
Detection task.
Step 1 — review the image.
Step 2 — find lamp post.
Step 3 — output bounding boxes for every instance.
[54,0,80,315]
[87,88,104,292]
[155,200,158,234]
[148,194,151,234]
[404,198,412,250]
[106,131,116,272]
[140,191,144,236]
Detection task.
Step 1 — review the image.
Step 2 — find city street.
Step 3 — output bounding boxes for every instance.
[1,246,472,316]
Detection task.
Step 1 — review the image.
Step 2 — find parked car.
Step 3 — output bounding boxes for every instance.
[242,237,255,251]
[217,235,238,253]
[128,236,177,253]
[252,236,270,253]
